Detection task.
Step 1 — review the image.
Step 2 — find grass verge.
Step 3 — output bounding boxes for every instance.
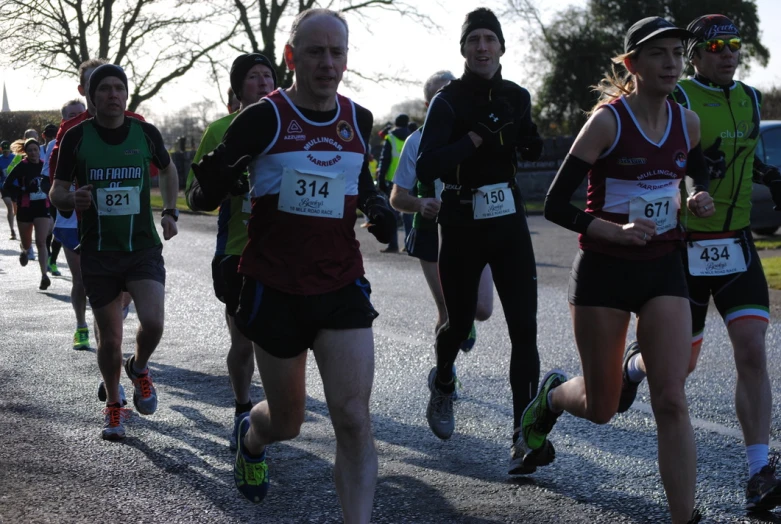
[754,236,781,250]
[150,189,217,216]
[761,256,781,290]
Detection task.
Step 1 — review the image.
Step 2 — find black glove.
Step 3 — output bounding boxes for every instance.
[703,137,726,179]
[364,195,396,244]
[472,98,515,148]
[191,144,251,197]
[518,124,544,161]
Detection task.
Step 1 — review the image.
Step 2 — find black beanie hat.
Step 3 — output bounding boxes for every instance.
[686,14,740,59]
[88,64,128,104]
[460,8,505,56]
[230,53,277,102]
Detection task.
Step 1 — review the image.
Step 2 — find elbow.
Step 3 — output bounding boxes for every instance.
[542,194,555,222]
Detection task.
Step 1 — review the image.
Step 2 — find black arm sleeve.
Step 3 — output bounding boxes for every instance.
[188,101,278,211]
[543,154,595,235]
[139,121,171,170]
[416,96,477,184]
[354,105,387,213]
[378,139,391,179]
[54,125,84,184]
[753,154,781,185]
[684,143,710,195]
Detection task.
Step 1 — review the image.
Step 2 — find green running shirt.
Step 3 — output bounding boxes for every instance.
[672,78,762,232]
[76,119,160,252]
[185,112,251,257]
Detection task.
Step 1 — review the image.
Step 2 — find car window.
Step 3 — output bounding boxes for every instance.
[761,127,781,168]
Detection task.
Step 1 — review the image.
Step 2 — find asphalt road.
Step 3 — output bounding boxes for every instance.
[1,214,781,523]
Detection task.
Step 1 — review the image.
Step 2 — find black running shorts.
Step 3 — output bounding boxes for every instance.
[405,227,438,263]
[80,245,166,309]
[211,254,243,316]
[234,276,379,358]
[685,229,769,337]
[568,247,689,313]
[16,201,51,222]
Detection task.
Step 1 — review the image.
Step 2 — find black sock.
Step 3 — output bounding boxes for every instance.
[106,402,122,408]
[46,233,52,256]
[235,401,253,415]
[50,239,62,265]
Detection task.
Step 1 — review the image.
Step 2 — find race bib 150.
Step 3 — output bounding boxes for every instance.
[473,183,516,220]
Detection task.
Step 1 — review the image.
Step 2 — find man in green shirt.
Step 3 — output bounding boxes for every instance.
[619,15,781,511]
[50,64,180,441]
[186,52,277,451]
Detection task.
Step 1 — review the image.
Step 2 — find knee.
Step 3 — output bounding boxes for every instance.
[139,318,164,338]
[255,408,303,442]
[649,382,688,422]
[734,340,767,376]
[330,398,371,441]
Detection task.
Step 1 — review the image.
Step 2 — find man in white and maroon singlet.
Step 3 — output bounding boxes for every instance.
[189,8,396,521]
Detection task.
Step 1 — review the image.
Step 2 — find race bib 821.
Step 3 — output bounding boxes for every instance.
[96,186,141,216]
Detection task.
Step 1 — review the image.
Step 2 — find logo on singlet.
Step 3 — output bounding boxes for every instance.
[124,149,141,156]
[284,119,306,141]
[287,120,303,133]
[337,120,354,142]
[617,157,647,166]
[673,150,687,169]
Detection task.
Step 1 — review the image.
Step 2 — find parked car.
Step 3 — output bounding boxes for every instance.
[751,120,781,236]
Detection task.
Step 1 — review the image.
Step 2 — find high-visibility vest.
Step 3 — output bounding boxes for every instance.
[384,133,405,182]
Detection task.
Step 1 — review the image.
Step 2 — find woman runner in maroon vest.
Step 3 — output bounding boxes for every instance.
[521,17,714,524]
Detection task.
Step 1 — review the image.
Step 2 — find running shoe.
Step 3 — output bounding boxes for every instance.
[39,275,51,290]
[47,257,61,276]
[746,456,781,511]
[426,367,455,440]
[509,432,556,475]
[618,341,643,413]
[102,404,132,441]
[687,509,702,523]
[230,411,251,451]
[460,323,477,352]
[73,327,90,350]
[19,246,28,267]
[124,356,158,415]
[234,415,269,503]
[9,230,16,240]
[27,247,35,261]
[97,381,127,406]
[521,369,567,450]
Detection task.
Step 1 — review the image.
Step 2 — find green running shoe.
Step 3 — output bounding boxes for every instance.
[73,327,90,350]
[460,323,477,352]
[234,416,269,503]
[48,257,61,276]
[521,369,567,450]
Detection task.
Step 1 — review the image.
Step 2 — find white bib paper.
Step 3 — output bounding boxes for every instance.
[96,186,141,216]
[29,190,47,201]
[278,168,345,219]
[687,239,747,276]
[473,183,516,220]
[628,193,679,235]
[241,193,252,214]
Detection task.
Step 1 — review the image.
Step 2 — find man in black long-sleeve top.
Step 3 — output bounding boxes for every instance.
[416,7,549,476]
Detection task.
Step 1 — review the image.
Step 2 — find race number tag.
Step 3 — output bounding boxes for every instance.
[473,183,516,220]
[278,168,345,219]
[29,190,47,201]
[96,186,141,216]
[628,194,679,235]
[241,193,252,214]
[687,239,746,276]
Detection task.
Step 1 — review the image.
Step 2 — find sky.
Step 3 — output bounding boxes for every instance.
[2,0,781,124]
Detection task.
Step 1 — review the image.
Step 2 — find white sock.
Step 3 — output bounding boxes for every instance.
[547,389,563,414]
[747,444,770,477]
[626,354,646,383]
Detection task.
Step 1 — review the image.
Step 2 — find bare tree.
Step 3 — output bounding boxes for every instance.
[231,0,435,88]
[0,0,240,112]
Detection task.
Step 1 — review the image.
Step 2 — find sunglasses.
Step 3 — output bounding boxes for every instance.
[697,37,742,54]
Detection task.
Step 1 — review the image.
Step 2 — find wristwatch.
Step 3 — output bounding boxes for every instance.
[161,208,179,222]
